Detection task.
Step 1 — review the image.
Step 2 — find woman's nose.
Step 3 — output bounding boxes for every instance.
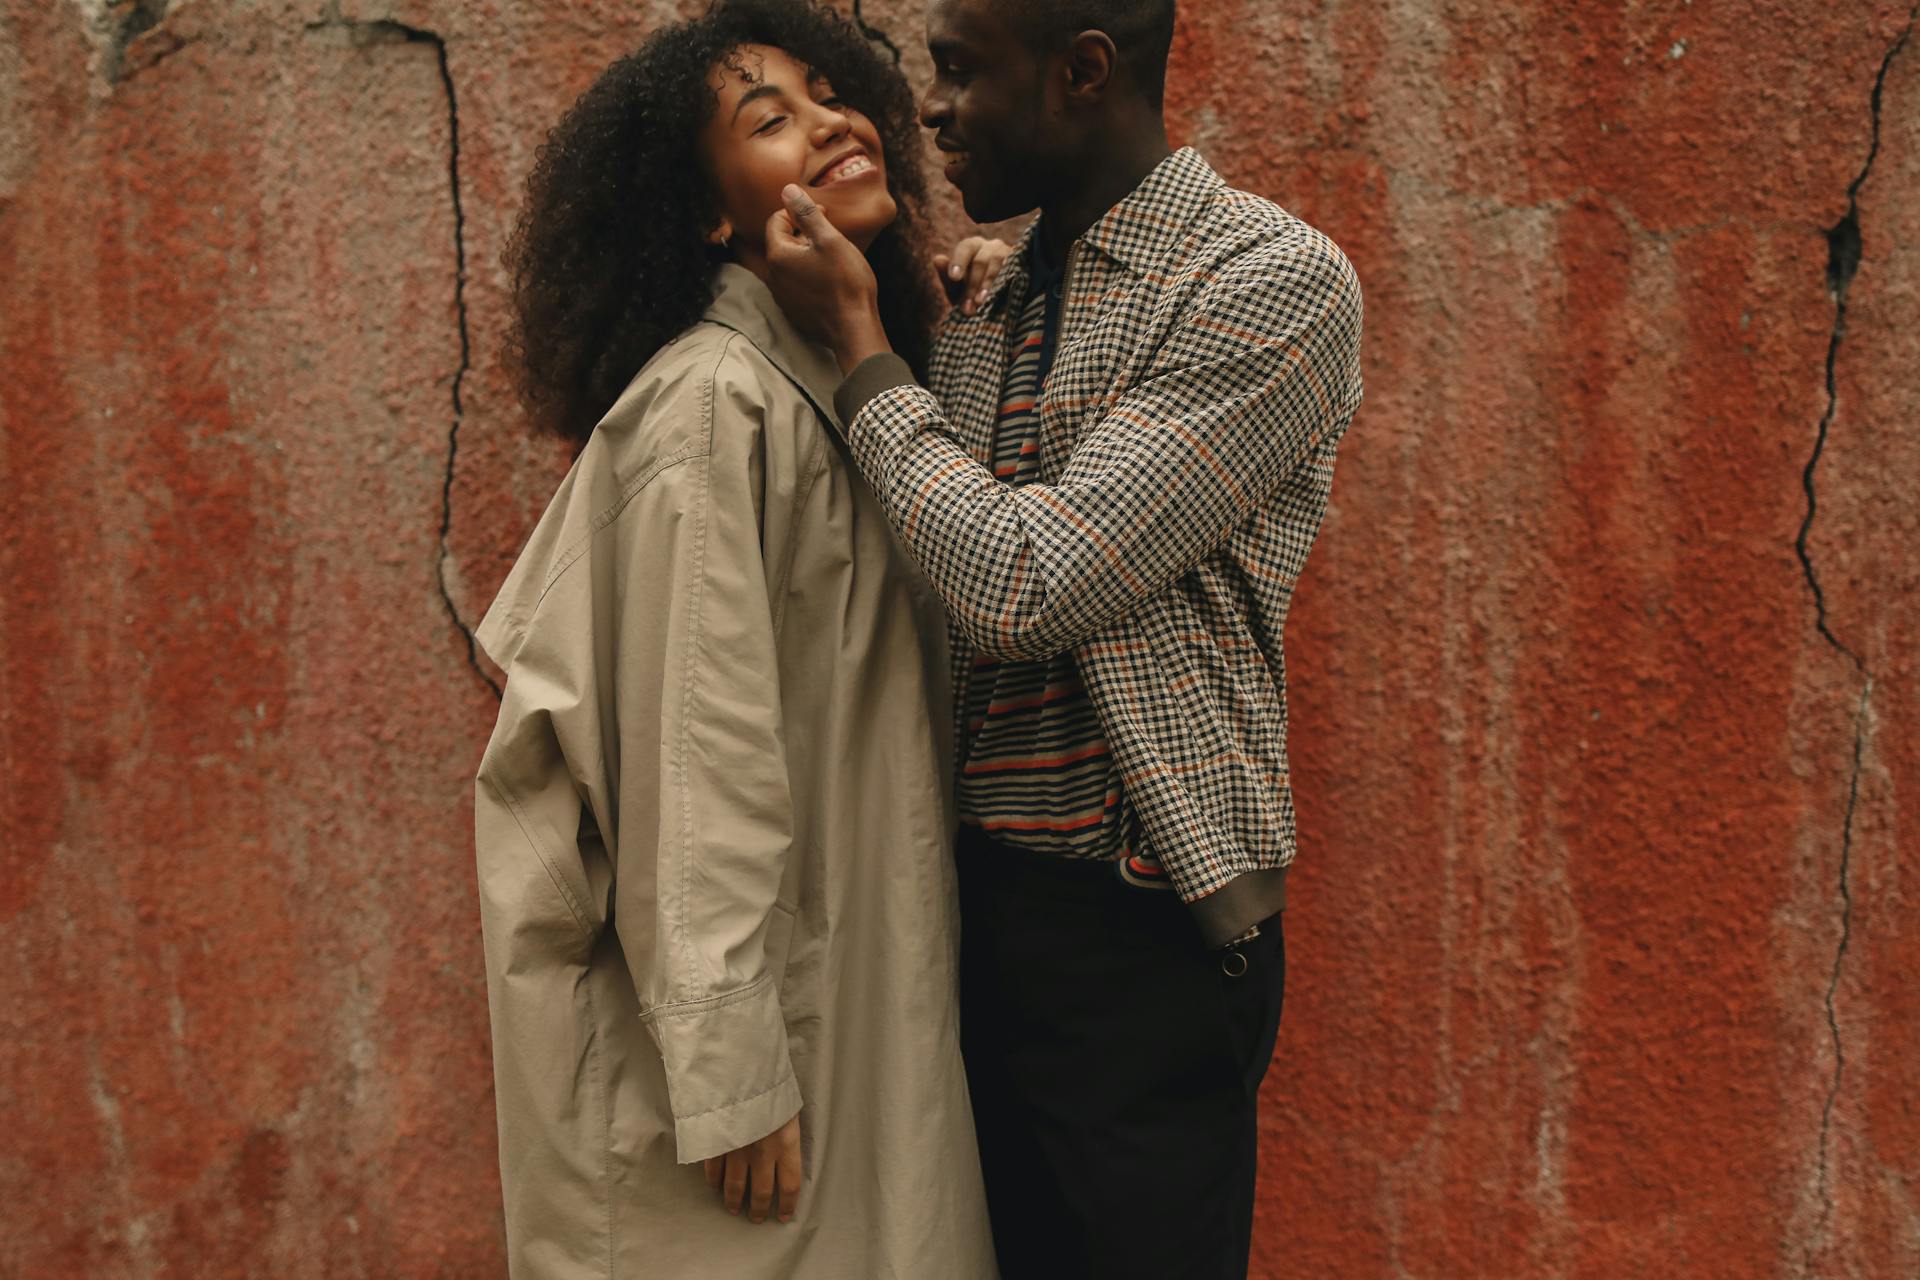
[810,104,851,146]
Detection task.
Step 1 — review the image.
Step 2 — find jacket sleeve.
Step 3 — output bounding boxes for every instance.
[833,228,1362,661]
[627,347,804,1165]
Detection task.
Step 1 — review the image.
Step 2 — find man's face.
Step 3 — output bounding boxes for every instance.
[920,0,1056,224]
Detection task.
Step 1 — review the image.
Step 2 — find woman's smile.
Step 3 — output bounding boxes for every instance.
[811,148,878,187]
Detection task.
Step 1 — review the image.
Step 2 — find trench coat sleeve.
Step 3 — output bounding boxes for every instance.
[631,345,806,1165]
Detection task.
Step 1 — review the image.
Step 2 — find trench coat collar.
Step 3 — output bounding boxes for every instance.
[476,268,848,675]
[702,263,846,435]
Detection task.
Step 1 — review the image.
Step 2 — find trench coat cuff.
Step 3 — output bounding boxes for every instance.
[640,976,801,1164]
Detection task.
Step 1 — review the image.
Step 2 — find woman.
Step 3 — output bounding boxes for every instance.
[473,2,1001,1275]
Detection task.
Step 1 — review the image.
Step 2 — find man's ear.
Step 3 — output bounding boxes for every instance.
[1060,30,1119,101]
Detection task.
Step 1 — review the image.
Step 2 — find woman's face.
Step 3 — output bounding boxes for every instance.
[701,44,897,271]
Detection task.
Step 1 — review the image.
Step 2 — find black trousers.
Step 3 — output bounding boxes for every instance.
[956,829,1287,1280]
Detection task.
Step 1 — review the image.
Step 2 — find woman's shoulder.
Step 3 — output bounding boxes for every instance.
[588,321,806,468]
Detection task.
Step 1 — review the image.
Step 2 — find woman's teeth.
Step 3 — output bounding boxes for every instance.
[816,155,875,186]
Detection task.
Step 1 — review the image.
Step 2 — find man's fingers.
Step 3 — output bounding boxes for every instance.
[765,204,807,255]
[723,1151,748,1215]
[748,1143,777,1223]
[781,183,827,234]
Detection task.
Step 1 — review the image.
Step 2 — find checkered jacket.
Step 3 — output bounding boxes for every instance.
[844,148,1363,906]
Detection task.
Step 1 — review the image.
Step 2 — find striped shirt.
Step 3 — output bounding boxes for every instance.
[832,149,1363,944]
[957,233,1148,871]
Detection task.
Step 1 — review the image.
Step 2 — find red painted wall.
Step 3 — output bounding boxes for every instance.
[2,1,1914,1275]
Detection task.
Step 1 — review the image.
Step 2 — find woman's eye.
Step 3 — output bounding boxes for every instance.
[753,114,787,135]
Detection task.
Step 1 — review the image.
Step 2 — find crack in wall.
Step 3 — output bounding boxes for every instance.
[850,0,902,67]
[103,0,168,82]
[311,13,502,699]
[1794,8,1914,1270]
[408,23,505,701]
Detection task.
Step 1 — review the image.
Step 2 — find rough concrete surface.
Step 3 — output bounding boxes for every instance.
[1,1,1915,1276]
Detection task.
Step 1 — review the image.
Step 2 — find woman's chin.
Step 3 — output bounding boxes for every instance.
[818,189,897,251]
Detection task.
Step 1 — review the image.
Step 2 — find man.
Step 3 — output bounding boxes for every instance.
[765,1,1362,1275]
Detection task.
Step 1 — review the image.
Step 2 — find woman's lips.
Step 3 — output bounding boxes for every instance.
[812,153,878,187]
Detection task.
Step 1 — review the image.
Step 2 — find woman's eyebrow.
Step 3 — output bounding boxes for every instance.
[731,83,787,123]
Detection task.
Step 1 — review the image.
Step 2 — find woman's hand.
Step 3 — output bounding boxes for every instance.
[934,235,1014,316]
[703,1109,803,1224]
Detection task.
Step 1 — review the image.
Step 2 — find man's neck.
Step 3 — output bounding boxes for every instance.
[1038,123,1173,259]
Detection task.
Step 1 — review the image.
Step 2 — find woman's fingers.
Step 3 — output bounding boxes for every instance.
[775,1123,803,1223]
[955,238,985,313]
[748,1141,777,1223]
[709,1112,801,1223]
[952,237,982,280]
[964,242,1006,315]
[723,1150,749,1216]
[935,240,980,303]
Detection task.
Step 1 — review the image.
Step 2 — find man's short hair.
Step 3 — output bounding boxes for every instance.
[997,0,1178,108]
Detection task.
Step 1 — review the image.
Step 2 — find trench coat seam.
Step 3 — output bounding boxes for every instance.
[476,770,596,946]
[526,444,706,611]
[636,969,777,1021]
[672,359,721,1001]
[769,424,828,636]
[670,1066,798,1121]
[581,962,615,1277]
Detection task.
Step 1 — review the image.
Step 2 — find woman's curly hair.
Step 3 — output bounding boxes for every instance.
[504,0,938,446]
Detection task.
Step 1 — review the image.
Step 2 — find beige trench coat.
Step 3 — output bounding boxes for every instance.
[473,265,996,1278]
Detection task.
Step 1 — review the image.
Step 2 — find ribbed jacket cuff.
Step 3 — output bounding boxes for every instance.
[833,352,917,429]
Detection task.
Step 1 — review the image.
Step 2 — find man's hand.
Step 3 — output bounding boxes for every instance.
[766,185,893,374]
[703,1110,802,1224]
[934,235,1014,317]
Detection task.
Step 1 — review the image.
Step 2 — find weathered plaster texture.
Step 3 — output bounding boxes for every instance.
[2,2,1915,1276]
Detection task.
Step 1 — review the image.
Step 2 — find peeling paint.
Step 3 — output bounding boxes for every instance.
[3,1,1918,1275]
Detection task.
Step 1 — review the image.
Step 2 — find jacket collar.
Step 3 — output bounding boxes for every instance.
[984,147,1223,311]
[701,263,846,432]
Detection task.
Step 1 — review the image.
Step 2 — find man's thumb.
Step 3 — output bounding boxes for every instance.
[782,183,827,233]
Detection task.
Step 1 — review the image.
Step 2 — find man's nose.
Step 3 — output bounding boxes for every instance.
[918,85,949,131]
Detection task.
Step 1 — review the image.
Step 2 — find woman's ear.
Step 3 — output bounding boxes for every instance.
[707,219,734,250]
